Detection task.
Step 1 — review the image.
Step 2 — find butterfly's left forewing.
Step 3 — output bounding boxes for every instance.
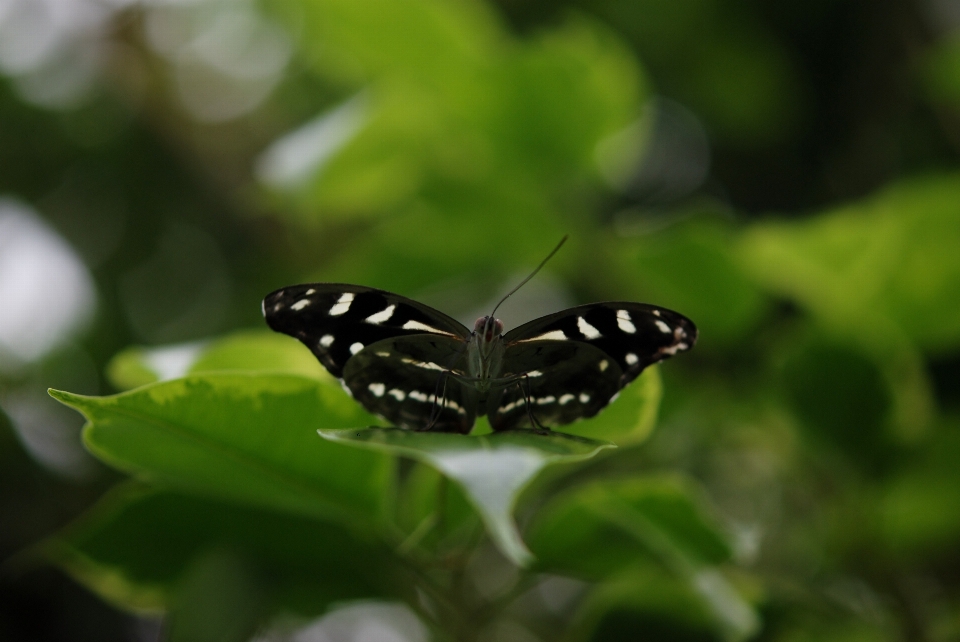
[491,303,697,430]
[263,284,470,378]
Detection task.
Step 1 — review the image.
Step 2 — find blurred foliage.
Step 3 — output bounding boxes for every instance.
[2,0,960,641]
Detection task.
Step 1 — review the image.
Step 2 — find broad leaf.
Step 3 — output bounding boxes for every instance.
[738,175,960,439]
[738,173,960,353]
[45,484,400,616]
[50,374,392,526]
[319,428,614,566]
[527,475,733,577]
[567,566,751,642]
[615,217,769,348]
[106,331,328,391]
[525,475,756,638]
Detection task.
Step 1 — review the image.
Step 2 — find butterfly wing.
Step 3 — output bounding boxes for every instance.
[263,284,471,378]
[491,303,697,430]
[486,340,624,431]
[342,335,479,433]
[264,284,477,431]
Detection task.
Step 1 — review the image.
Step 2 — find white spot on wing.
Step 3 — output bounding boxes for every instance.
[368,383,385,397]
[349,342,364,355]
[401,319,454,335]
[578,316,601,339]
[518,329,567,343]
[375,351,390,357]
[526,370,543,377]
[329,292,354,316]
[659,342,689,356]
[305,289,316,295]
[401,357,444,371]
[388,389,406,401]
[599,360,608,372]
[608,392,620,405]
[559,394,575,405]
[537,396,556,405]
[339,379,353,398]
[409,390,428,402]
[617,309,636,334]
[655,320,672,334]
[291,299,311,311]
[625,353,638,365]
[579,393,591,404]
[365,304,396,325]
[319,334,334,347]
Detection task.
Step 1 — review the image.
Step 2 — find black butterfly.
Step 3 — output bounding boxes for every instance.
[262,278,697,434]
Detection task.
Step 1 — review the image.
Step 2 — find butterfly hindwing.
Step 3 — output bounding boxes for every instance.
[342,335,478,433]
[263,284,470,378]
[488,341,623,431]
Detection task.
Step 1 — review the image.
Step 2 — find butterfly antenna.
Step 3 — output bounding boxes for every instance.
[489,235,568,319]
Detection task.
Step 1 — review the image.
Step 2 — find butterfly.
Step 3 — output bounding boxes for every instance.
[263,244,696,434]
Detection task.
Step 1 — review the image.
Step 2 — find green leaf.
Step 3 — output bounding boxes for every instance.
[46,484,400,616]
[393,462,483,557]
[781,339,894,474]
[737,175,960,439]
[924,32,960,111]
[615,216,769,349]
[50,374,392,526]
[879,424,960,558]
[319,427,614,566]
[106,331,329,391]
[528,475,756,639]
[167,549,264,642]
[528,475,733,577]
[566,567,727,642]
[264,0,649,302]
[738,173,960,352]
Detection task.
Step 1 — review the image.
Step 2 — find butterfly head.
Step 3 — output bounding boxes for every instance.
[474,316,504,344]
[470,316,505,382]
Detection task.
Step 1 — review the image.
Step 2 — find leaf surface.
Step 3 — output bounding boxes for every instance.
[319,427,614,566]
[51,374,392,526]
[47,484,400,616]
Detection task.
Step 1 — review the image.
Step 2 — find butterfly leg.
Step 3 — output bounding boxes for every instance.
[422,370,450,431]
[518,375,551,435]
[417,370,474,434]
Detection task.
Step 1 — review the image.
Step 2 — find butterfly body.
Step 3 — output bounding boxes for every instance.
[263,284,696,434]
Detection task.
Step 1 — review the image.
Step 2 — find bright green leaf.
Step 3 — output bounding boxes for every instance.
[106,331,329,392]
[738,175,960,439]
[50,374,392,526]
[738,174,960,353]
[319,427,614,566]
